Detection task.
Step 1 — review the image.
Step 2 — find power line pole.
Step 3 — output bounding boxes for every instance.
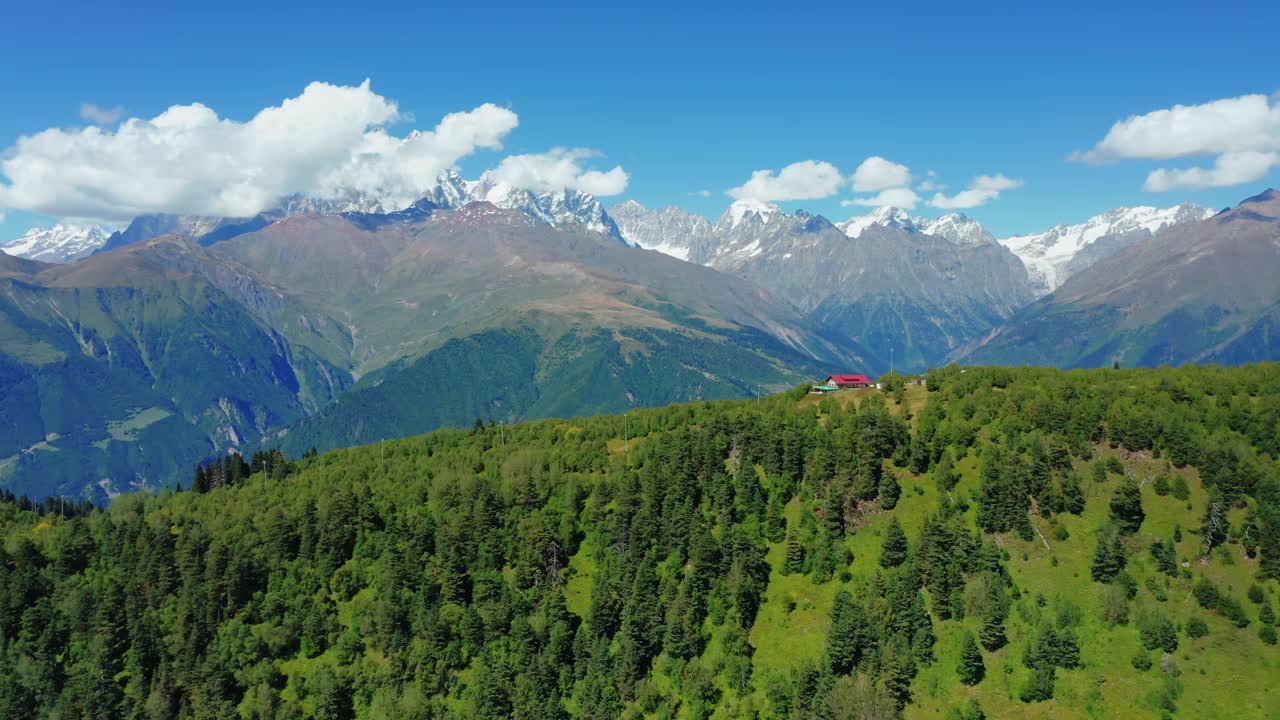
[624,412,628,453]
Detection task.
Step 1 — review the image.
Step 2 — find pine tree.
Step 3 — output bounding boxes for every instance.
[980,613,1007,651]
[880,632,917,708]
[1091,527,1127,583]
[957,631,985,685]
[1109,478,1145,534]
[1060,472,1085,515]
[879,517,909,568]
[933,448,958,492]
[1019,663,1055,703]
[826,590,870,675]
[879,471,901,510]
[784,532,804,576]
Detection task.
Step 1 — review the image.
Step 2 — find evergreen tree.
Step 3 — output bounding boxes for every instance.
[933,448,958,492]
[880,517,909,568]
[1060,472,1085,515]
[1109,477,1145,534]
[1091,527,1127,583]
[980,613,1007,652]
[880,632,917,708]
[784,532,805,575]
[879,471,901,510]
[826,591,871,676]
[1019,663,1055,703]
[957,631,985,685]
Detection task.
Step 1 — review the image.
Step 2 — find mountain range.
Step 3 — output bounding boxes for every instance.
[2,173,1277,501]
[0,189,869,500]
[963,189,1280,367]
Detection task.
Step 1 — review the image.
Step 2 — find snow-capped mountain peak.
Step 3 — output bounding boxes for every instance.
[610,200,715,263]
[426,171,625,243]
[2,223,111,263]
[837,207,994,246]
[922,213,996,245]
[718,199,781,229]
[837,206,919,237]
[998,202,1215,295]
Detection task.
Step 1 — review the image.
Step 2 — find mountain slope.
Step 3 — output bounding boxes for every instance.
[1000,203,1214,295]
[213,202,873,454]
[3,202,874,498]
[1,224,110,263]
[961,189,1280,367]
[608,200,1033,370]
[0,238,349,500]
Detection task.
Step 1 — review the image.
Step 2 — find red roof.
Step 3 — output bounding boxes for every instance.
[829,374,871,385]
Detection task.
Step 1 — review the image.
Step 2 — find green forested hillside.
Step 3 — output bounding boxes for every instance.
[2,365,1280,719]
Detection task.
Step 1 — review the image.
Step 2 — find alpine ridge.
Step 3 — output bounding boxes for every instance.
[1,223,111,263]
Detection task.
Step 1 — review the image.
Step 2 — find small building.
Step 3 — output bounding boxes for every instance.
[810,380,838,394]
[827,373,872,389]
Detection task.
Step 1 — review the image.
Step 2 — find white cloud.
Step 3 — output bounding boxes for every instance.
[0,80,520,221]
[483,147,629,196]
[917,169,941,192]
[79,102,124,125]
[727,160,843,202]
[851,156,911,192]
[1074,93,1280,191]
[841,187,921,209]
[929,174,1023,209]
[1144,150,1278,191]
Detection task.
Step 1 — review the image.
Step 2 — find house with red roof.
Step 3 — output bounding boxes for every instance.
[827,373,872,389]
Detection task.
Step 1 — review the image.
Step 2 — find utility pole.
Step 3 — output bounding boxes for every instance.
[380,438,385,473]
[890,346,894,374]
[624,412,628,453]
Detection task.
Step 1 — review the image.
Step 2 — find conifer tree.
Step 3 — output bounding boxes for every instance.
[1091,527,1127,582]
[1109,477,1145,534]
[880,518,909,568]
[1060,472,1085,515]
[826,590,871,676]
[784,532,805,576]
[957,631,985,685]
[980,613,1007,652]
[933,448,958,492]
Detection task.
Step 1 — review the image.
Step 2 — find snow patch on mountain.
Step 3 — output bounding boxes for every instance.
[999,203,1214,295]
[428,171,625,243]
[2,224,111,263]
[838,207,994,245]
[719,199,781,230]
[610,200,716,262]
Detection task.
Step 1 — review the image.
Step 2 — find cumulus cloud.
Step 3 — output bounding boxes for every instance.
[727,160,843,202]
[483,147,628,196]
[1144,150,1278,191]
[851,156,912,192]
[0,80,521,221]
[79,102,124,125]
[1074,93,1280,191]
[841,187,921,209]
[929,174,1023,209]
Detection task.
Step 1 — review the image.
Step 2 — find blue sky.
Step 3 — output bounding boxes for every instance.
[1,0,1278,239]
